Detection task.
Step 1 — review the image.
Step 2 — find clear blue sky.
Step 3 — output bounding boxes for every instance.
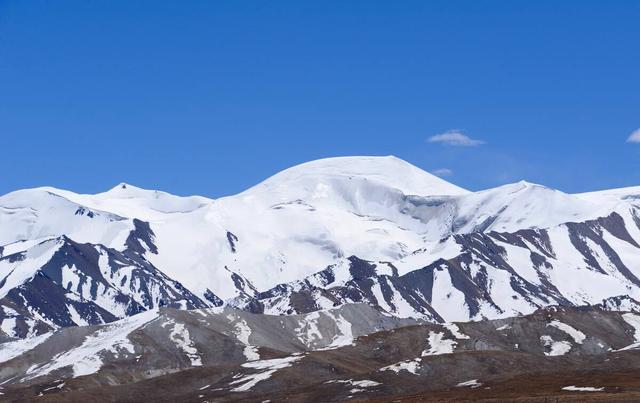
[1,1,639,197]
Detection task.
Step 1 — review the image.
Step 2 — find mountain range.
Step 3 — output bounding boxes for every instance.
[2,156,639,338]
[2,156,640,401]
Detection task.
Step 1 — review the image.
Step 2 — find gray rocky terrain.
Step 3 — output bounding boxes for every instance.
[2,303,640,401]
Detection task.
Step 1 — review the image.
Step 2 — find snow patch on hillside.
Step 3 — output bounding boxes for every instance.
[548,321,586,344]
[0,333,53,364]
[422,331,456,356]
[230,355,303,392]
[540,335,572,356]
[381,358,421,374]
[25,309,158,379]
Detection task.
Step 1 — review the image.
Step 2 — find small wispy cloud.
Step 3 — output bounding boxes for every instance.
[627,129,640,143]
[432,168,453,177]
[427,130,485,147]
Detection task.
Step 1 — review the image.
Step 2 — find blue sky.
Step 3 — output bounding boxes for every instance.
[1,1,639,197]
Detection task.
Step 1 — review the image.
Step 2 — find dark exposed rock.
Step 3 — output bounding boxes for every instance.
[226,231,238,253]
[125,219,158,255]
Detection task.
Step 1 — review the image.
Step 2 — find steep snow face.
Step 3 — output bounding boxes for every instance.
[0,239,62,299]
[451,182,607,233]
[403,181,619,240]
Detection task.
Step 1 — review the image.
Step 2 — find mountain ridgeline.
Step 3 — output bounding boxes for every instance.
[1,156,640,338]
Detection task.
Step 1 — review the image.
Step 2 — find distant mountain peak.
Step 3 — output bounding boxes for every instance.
[246,155,470,199]
[103,182,151,196]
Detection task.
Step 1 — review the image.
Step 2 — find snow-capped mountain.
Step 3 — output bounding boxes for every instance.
[1,156,640,337]
[0,230,208,338]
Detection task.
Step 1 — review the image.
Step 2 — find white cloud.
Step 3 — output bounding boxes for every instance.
[627,129,640,143]
[432,168,453,177]
[427,130,485,146]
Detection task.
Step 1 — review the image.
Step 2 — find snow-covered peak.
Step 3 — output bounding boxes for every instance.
[102,182,148,197]
[0,188,130,247]
[244,156,469,200]
[451,180,606,233]
[148,156,466,296]
[46,184,212,221]
[405,179,623,239]
[513,180,546,189]
[576,185,640,206]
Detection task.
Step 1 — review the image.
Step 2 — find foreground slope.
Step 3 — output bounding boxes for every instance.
[3,303,640,401]
[0,304,417,386]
